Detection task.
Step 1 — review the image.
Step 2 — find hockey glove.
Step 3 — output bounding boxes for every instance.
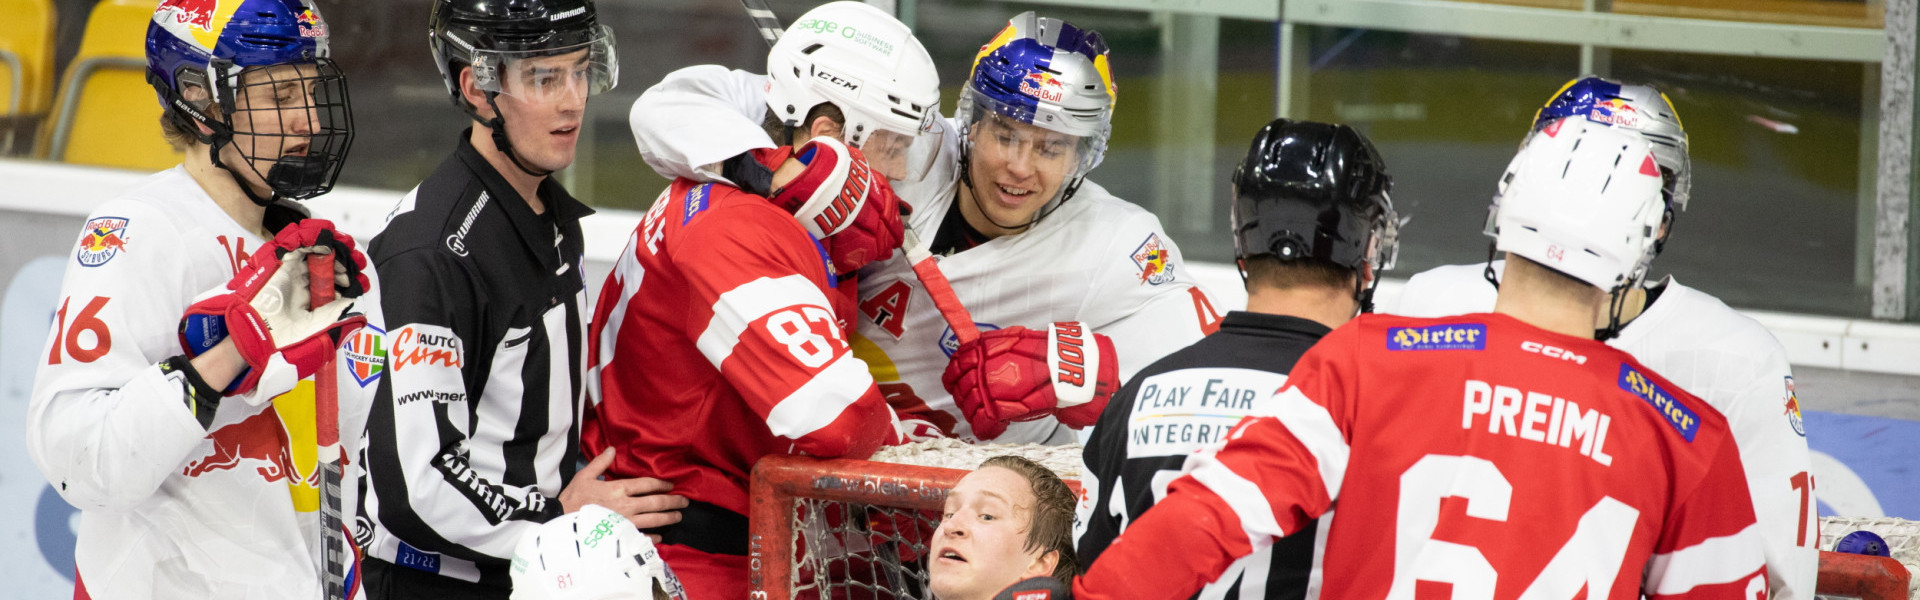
[769,137,906,276]
[180,219,370,399]
[940,322,1120,441]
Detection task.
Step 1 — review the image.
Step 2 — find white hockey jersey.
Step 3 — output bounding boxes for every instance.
[26,167,367,600]
[629,66,1223,443]
[1389,261,1818,600]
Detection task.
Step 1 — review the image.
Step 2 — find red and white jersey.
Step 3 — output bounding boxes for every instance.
[630,66,1224,443]
[1076,312,1765,600]
[1390,262,1818,600]
[584,176,898,515]
[26,166,367,600]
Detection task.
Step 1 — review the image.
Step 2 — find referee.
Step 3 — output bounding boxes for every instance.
[1074,119,1401,600]
[355,1,685,599]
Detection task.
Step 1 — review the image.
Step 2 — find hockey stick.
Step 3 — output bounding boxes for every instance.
[737,0,980,346]
[309,253,350,600]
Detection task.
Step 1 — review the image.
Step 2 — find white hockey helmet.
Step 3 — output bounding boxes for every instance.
[1493,117,1665,292]
[509,505,688,600]
[766,1,941,182]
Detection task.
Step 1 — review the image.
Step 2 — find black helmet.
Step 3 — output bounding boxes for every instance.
[1230,119,1400,307]
[428,0,616,175]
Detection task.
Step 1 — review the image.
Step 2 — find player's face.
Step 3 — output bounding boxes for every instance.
[490,50,591,172]
[965,114,1078,228]
[929,466,1053,600]
[223,63,327,196]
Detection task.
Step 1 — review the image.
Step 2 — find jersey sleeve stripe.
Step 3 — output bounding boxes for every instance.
[1271,387,1351,499]
[696,275,832,367]
[1186,454,1287,551]
[1645,523,1767,595]
[764,352,877,440]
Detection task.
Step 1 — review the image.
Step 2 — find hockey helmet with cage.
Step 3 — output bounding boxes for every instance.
[509,504,688,600]
[428,0,617,176]
[1494,118,1665,293]
[1230,119,1400,309]
[957,12,1116,225]
[765,1,941,182]
[147,0,353,204]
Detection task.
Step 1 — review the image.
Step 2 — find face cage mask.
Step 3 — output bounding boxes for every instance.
[959,103,1102,231]
[205,59,354,204]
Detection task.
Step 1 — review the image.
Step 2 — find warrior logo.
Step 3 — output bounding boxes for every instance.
[76,217,130,267]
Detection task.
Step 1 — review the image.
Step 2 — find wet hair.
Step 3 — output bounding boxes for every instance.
[978,455,1079,584]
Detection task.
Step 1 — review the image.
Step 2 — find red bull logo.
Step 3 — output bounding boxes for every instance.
[77,217,130,267]
[1785,376,1806,436]
[298,9,321,24]
[1019,70,1066,103]
[158,0,218,32]
[1589,98,1641,127]
[185,384,326,512]
[297,8,328,38]
[1130,233,1175,285]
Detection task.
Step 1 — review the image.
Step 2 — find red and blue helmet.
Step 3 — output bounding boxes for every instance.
[146,0,352,202]
[958,12,1116,213]
[1530,76,1690,212]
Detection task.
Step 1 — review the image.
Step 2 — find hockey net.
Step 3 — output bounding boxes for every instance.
[1817,515,1918,600]
[747,440,1083,600]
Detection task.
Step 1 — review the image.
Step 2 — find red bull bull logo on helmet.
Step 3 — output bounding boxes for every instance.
[77,217,130,267]
[157,0,219,32]
[1019,70,1066,103]
[1590,98,1641,128]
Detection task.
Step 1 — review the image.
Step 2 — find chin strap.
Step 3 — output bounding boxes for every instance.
[477,93,553,178]
[1597,285,1630,341]
[956,145,1077,233]
[1482,242,1502,291]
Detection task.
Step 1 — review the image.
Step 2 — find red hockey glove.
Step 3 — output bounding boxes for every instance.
[180,219,370,399]
[940,322,1119,441]
[769,137,906,276]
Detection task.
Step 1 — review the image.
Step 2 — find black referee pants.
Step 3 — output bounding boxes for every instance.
[362,557,508,600]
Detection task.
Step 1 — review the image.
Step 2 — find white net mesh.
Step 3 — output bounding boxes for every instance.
[772,442,1082,600]
[1819,515,1920,598]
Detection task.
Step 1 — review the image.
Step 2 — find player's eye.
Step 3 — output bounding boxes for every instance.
[980,513,996,522]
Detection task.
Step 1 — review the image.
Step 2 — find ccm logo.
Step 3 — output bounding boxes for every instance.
[813,68,860,92]
[1522,340,1586,364]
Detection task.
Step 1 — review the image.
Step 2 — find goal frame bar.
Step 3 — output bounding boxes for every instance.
[748,455,971,600]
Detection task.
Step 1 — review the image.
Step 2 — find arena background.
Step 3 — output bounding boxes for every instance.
[1,0,1918,595]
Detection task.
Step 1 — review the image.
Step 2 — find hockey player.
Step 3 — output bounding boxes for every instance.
[1075,119,1768,599]
[1076,119,1400,600]
[585,19,922,596]
[27,1,370,597]
[931,455,1081,600]
[356,2,685,599]
[1387,77,1818,600]
[627,10,1221,445]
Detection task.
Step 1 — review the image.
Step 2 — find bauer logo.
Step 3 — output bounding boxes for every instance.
[1620,364,1698,442]
[1388,323,1485,351]
[1131,233,1175,285]
[939,323,1001,358]
[342,325,386,387]
[76,216,130,267]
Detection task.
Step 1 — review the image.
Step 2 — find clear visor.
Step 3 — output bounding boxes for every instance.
[472,27,617,103]
[966,109,1096,184]
[1368,195,1401,271]
[856,126,940,183]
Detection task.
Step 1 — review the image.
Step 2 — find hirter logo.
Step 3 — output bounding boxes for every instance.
[1620,364,1698,442]
[1388,323,1486,351]
[76,216,130,267]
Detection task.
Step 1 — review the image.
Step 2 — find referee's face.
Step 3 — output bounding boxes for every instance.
[487,50,591,174]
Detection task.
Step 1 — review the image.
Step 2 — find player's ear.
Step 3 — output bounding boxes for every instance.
[1024,548,1059,579]
[458,66,497,120]
[807,113,844,144]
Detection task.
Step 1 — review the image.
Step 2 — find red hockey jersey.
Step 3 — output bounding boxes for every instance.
[1076,312,1765,600]
[583,177,897,515]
